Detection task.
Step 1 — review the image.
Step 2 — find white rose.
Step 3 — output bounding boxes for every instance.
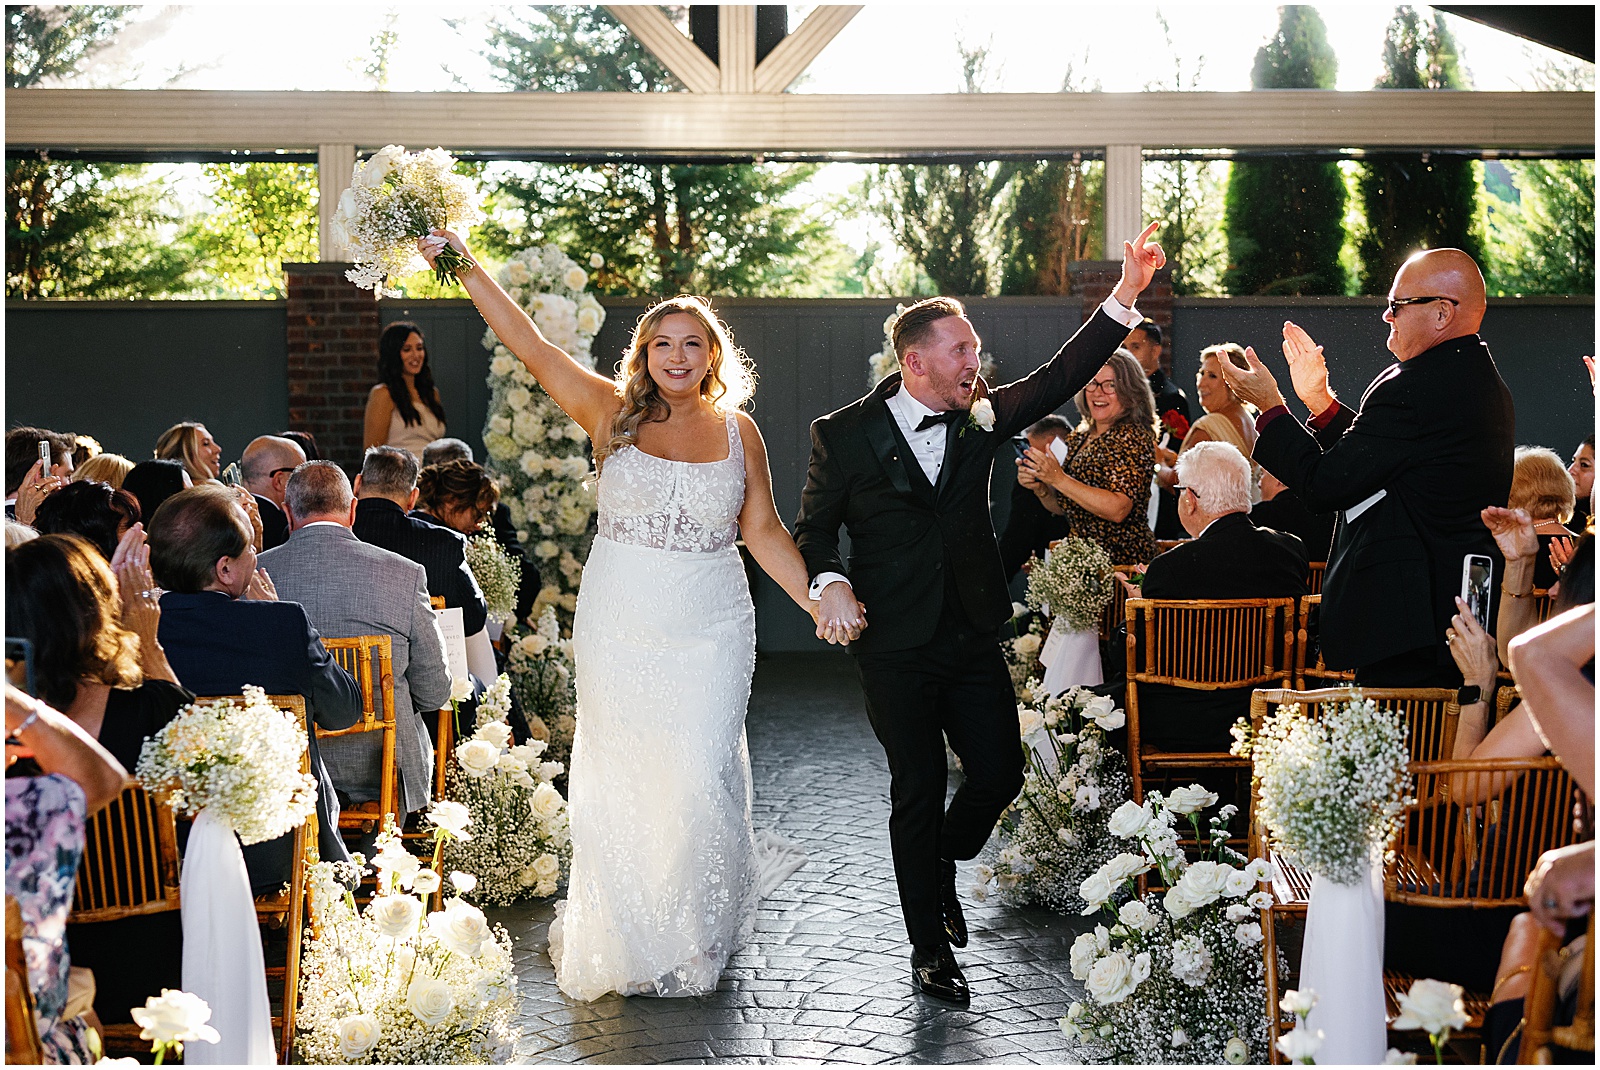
[506,260,530,284]
[1012,633,1042,658]
[1280,988,1318,1017]
[536,540,559,560]
[1385,1048,1419,1064]
[1225,903,1255,923]
[427,898,493,958]
[1102,853,1150,884]
[531,853,560,880]
[1392,978,1469,1036]
[1224,1037,1250,1064]
[449,870,477,894]
[515,634,550,659]
[1085,950,1140,1005]
[530,782,564,819]
[563,266,588,290]
[410,869,441,896]
[496,753,528,779]
[368,893,424,939]
[1177,860,1231,905]
[506,386,532,410]
[473,721,512,750]
[356,145,402,187]
[1235,922,1264,946]
[509,741,547,767]
[1223,866,1257,898]
[449,674,473,704]
[1017,708,1045,739]
[1068,930,1100,981]
[490,355,517,378]
[1275,1026,1324,1063]
[968,397,995,432]
[1078,870,1115,914]
[456,739,500,778]
[336,1013,380,1060]
[1164,784,1219,814]
[406,976,454,1027]
[132,989,220,1046]
[576,307,601,334]
[1117,900,1158,933]
[1107,801,1152,839]
[372,841,420,889]
[427,800,473,840]
[1163,882,1198,920]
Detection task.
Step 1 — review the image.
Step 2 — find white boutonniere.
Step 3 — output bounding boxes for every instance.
[965,398,995,435]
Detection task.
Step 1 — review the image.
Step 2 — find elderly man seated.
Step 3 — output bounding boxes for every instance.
[1133,441,1309,751]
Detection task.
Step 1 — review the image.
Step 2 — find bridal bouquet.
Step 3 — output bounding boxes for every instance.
[440,674,571,906]
[1231,696,1411,885]
[1060,789,1275,1065]
[481,244,605,624]
[1027,536,1115,632]
[134,686,316,844]
[506,606,578,769]
[295,820,520,1064]
[975,683,1131,913]
[330,144,484,297]
[464,532,522,625]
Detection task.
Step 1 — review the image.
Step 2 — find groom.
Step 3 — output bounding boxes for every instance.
[795,224,1166,1003]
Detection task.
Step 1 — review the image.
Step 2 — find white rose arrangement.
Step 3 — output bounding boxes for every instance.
[439,673,572,906]
[329,144,483,297]
[506,605,578,771]
[1059,789,1276,1065]
[1002,606,1048,692]
[131,989,220,1063]
[1026,536,1116,633]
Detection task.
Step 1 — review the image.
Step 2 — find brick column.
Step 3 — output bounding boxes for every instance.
[1066,259,1176,373]
[284,262,380,473]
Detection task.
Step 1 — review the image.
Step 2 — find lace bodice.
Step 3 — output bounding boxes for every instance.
[596,415,745,553]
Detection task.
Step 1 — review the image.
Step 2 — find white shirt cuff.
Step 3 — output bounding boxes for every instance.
[1099,293,1142,329]
[809,572,851,600]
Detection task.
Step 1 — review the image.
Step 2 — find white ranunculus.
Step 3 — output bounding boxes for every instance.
[368,893,423,938]
[1224,1037,1249,1064]
[427,799,473,840]
[406,976,454,1027]
[473,721,512,750]
[1069,930,1100,981]
[449,870,477,894]
[456,739,501,778]
[1224,866,1257,898]
[1085,950,1141,1005]
[1017,707,1045,739]
[1248,890,1275,910]
[1235,922,1265,946]
[1117,900,1159,933]
[336,1013,381,1060]
[529,782,564,819]
[1276,1026,1324,1063]
[1244,858,1277,883]
[131,989,220,1046]
[1225,902,1255,923]
[428,898,493,957]
[1392,978,1469,1036]
[410,868,441,896]
[1078,869,1115,914]
[1164,784,1219,814]
[968,398,995,432]
[1280,988,1318,1017]
[1107,800,1152,838]
[531,853,560,881]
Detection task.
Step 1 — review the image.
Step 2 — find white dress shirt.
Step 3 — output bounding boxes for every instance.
[809,294,1144,600]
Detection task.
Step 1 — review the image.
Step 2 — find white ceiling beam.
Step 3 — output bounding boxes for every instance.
[718,6,756,94]
[604,5,719,94]
[754,6,863,95]
[6,89,1592,154]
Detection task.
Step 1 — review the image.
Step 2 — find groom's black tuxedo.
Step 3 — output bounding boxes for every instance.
[794,306,1132,952]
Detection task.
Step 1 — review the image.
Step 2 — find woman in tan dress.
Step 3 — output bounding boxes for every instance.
[363,320,448,459]
[1156,343,1259,500]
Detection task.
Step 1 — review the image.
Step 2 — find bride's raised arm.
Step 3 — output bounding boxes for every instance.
[420,230,618,439]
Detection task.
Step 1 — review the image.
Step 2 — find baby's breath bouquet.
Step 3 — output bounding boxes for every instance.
[330,144,484,298]
[506,606,578,769]
[1027,536,1115,632]
[975,683,1131,913]
[463,532,522,624]
[135,686,316,844]
[1232,696,1411,885]
[440,675,571,906]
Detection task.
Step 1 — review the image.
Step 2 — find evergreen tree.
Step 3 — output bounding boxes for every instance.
[184,164,320,298]
[994,157,1103,295]
[1222,7,1347,295]
[1485,159,1595,295]
[1356,7,1483,292]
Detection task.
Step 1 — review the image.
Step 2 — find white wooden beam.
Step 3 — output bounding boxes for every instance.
[754,6,862,94]
[6,89,1592,154]
[317,142,355,261]
[1104,144,1143,253]
[604,5,719,94]
[718,6,756,94]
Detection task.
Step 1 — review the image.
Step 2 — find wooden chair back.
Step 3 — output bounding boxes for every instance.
[316,634,398,830]
[1098,565,1143,643]
[5,896,43,1065]
[1294,594,1356,689]
[1532,587,1555,625]
[430,595,445,611]
[1155,539,1189,554]
[1307,561,1326,595]
[1494,683,1519,725]
[1519,913,1596,1062]
[68,784,181,925]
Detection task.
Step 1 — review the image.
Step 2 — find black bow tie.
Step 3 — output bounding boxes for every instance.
[915,410,963,432]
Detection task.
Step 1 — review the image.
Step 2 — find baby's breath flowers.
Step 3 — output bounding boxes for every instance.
[464,531,522,624]
[330,144,483,297]
[1026,536,1115,632]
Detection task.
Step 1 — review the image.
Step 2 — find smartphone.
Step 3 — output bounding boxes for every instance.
[221,462,243,487]
[1012,436,1030,460]
[37,439,50,472]
[1460,554,1493,628]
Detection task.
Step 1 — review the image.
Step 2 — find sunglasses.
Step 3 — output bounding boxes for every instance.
[1386,295,1459,316]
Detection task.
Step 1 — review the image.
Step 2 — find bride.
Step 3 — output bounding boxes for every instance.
[421,231,817,1000]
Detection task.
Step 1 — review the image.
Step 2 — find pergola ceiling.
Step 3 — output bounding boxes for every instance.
[1434,5,1595,64]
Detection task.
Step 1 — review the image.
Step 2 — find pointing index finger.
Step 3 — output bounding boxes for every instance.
[1136,220,1159,247]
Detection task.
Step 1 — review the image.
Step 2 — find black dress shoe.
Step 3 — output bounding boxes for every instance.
[911,945,970,1004]
[939,858,968,948]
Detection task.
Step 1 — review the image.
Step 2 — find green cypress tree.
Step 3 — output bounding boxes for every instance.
[1222,6,1348,295]
[1356,8,1483,292]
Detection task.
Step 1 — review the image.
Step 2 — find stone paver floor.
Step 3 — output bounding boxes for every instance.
[491,652,1090,1064]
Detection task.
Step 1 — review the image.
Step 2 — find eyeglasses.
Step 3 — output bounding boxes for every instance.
[1084,380,1118,394]
[1175,485,1200,501]
[1386,295,1459,316]
[268,467,297,479]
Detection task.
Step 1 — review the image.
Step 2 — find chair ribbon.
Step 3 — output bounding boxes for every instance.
[1301,860,1387,1064]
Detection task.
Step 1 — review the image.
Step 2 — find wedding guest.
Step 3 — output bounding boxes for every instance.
[352,448,488,638]
[121,459,190,521]
[1124,319,1190,539]
[1508,446,1578,590]
[1484,507,1594,661]
[147,486,361,891]
[364,321,448,459]
[260,461,452,819]
[278,429,321,462]
[1018,349,1158,564]
[1567,434,1593,533]
[154,421,222,484]
[421,439,540,623]
[414,458,499,539]
[6,427,73,524]
[1250,468,1335,563]
[999,415,1072,583]
[1157,344,1259,493]
[240,435,308,551]
[31,480,140,561]
[70,453,133,490]
[6,521,37,549]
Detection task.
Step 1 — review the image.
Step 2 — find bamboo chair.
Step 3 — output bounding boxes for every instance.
[6,896,44,1065]
[1155,539,1189,555]
[1383,757,1585,1059]
[1097,565,1144,644]
[1518,913,1596,1063]
[1307,561,1326,595]
[316,634,399,834]
[1294,594,1357,690]
[1495,682,1519,726]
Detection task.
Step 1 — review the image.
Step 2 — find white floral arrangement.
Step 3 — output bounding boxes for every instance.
[134,686,317,845]
[506,605,578,771]
[1003,603,1047,692]
[480,244,606,626]
[1060,788,1275,1065]
[130,989,220,1063]
[974,683,1131,914]
[329,144,483,298]
[1026,536,1115,633]
[867,304,909,385]
[440,674,570,906]
[1231,696,1411,885]
[1392,977,1470,1064]
[295,812,519,1064]
[463,531,522,624]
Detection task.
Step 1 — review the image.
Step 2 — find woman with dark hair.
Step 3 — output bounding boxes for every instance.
[31,480,141,560]
[154,421,222,484]
[364,320,448,458]
[121,458,191,521]
[413,458,499,535]
[277,429,321,461]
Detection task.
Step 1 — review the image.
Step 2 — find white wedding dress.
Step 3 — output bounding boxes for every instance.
[548,414,806,1001]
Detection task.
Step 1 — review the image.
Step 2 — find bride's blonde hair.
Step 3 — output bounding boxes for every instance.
[595,296,755,473]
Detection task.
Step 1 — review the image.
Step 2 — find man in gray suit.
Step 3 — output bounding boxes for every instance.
[260,461,454,818]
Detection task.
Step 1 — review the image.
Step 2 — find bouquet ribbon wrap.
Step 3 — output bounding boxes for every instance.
[1040,619,1103,696]
[1300,859,1387,1064]
[181,807,275,1064]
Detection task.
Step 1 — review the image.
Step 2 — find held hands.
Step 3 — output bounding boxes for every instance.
[1281,322,1336,415]
[1111,221,1166,308]
[1445,596,1498,691]
[1217,345,1287,413]
[816,581,866,646]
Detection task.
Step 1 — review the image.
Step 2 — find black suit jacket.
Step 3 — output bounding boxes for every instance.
[352,498,488,635]
[795,307,1131,653]
[1253,334,1514,670]
[254,494,289,551]
[157,591,362,885]
[998,478,1071,581]
[1250,490,1336,563]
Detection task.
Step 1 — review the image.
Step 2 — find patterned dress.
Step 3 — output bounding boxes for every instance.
[1059,421,1158,565]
